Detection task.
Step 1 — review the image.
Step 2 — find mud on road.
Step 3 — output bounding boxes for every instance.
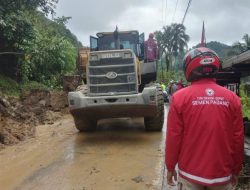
[0,90,68,146]
[0,113,169,190]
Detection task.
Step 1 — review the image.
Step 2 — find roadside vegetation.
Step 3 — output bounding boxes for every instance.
[1,1,250,116]
[0,74,49,97]
[0,0,81,92]
[154,24,250,118]
[240,84,250,119]
[0,74,20,96]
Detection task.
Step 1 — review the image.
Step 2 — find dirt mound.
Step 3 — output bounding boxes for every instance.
[62,75,81,92]
[0,90,68,146]
[0,117,35,144]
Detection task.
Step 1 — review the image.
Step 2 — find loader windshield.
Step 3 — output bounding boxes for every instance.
[97,31,139,56]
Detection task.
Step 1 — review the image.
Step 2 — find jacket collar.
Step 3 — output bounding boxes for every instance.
[191,78,216,85]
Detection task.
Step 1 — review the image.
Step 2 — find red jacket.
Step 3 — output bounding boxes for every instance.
[176,83,184,91]
[166,78,244,186]
[144,38,158,61]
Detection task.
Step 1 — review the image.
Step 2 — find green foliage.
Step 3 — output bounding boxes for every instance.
[192,39,249,61]
[0,0,57,48]
[155,23,189,71]
[0,10,33,49]
[22,12,78,87]
[240,84,250,119]
[21,81,49,91]
[222,33,250,60]
[157,70,186,86]
[0,0,80,88]
[52,15,81,48]
[0,0,57,16]
[193,41,230,60]
[231,33,250,55]
[0,74,50,96]
[242,34,250,50]
[0,74,20,96]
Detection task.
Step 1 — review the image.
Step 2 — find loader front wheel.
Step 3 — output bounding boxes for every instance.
[74,118,97,132]
[144,85,164,131]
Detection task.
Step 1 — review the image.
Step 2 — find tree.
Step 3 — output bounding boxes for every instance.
[155,23,189,71]
[231,33,250,55]
[0,0,58,79]
[20,12,77,87]
[242,34,250,50]
[0,0,81,87]
[155,26,175,71]
[170,24,189,58]
[0,0,58,49]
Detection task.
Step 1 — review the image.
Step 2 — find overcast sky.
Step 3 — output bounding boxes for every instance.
[55,0,250,48]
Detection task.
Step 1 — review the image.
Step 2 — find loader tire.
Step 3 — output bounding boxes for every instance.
[144,85,164,131]
[74,118,97,132]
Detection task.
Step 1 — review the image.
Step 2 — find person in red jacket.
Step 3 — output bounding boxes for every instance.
[176,79,184,90]
[165,47,244,190]
[144,33,158,62]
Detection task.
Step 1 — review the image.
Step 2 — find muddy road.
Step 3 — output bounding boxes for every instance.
[0,107,171,190]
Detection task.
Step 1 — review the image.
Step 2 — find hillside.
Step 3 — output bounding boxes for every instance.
[193,41,231,59]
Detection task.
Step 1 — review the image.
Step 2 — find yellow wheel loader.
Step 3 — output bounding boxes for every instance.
[68,29,164,132]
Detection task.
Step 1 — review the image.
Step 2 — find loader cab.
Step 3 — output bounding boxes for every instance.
[90,30,145,60]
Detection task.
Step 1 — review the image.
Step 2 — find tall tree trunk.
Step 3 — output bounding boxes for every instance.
[165,54,169,71]
[174,55,178,71]
[169,55,173,71]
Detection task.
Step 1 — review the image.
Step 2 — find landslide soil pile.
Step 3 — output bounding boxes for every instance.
[0,90,68,148]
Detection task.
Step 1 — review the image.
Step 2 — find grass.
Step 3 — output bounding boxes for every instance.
[0,74,49,97]
[21,81,49,91]
[0,75,20,97]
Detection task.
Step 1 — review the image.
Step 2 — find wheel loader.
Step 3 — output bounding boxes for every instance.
[68,29,164,132]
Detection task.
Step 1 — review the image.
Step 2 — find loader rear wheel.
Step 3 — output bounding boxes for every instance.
[144,85,164,131]
[74,118,97,132]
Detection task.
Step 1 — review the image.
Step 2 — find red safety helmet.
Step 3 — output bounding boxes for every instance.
[183,47,220,82]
